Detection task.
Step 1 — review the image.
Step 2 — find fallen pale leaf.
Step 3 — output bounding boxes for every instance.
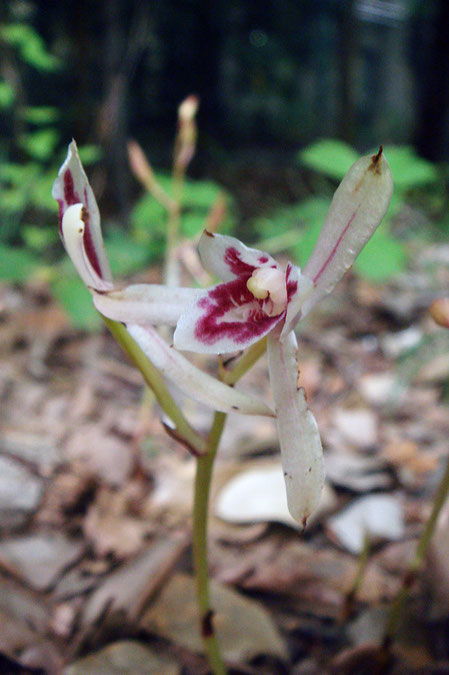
[141,572,287,664]
[64,640,179,674]
[327,494,404,554]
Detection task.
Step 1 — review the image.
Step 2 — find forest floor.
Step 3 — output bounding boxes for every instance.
[1,243,449,674]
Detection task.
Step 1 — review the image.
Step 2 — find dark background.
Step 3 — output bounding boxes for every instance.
[5,2,449,167]
[2,0,449,237]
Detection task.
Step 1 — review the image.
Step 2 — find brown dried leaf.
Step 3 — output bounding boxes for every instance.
[0,533,85,591]
[65,640,180,675]
[83,487,151,558]
[141,573,287,664]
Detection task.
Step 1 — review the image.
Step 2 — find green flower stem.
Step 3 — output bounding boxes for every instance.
[192,337,268,674]
[384,454,449,647]
[193,411,227,675]
[102,316,206,456]
[222,337,267,386]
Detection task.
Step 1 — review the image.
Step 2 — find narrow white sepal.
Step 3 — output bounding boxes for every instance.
[52,140,112,284]
[302,149,393,317]
[127,323,274,417]
[267,330,325,525]
[93,284,204,326]
[62,204,113,292]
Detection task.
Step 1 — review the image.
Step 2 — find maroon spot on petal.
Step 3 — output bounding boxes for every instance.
[80,207,102,279]
[313,208,359,284]
[258,255,269,263]
[285,264,298,302]
[63,170,81,206]
[195,278,282,346]
[224,247,256,277]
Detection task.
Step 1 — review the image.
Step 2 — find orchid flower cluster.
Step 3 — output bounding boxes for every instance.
[53,141,393,526]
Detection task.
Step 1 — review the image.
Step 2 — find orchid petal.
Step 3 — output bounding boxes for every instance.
[198,230,280,282]
[61,204,113,292]
[267,330,325,525]
[94,284,204,326]
[53,140,112,284]
[302,148,393,317]
[174,278,283,354]
[127,323,274,417]
[281,264,314,339]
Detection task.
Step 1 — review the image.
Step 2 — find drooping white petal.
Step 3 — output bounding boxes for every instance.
[53,140,112,284]
[301,148,393,317]
[174,278,283,354]
[198,230,280,282]
[281,264,315,339]
[127,323,274,417]
[93,284,204,326]
[61,204,113,292]
[267,330,325,525]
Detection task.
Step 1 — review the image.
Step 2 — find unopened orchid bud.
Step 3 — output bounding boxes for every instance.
[175,95,200,174]
[430,299,449,329]
[178,95,199,123]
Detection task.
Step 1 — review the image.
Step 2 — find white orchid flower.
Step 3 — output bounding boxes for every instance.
[54,141,393,525]
[52,141,273,418]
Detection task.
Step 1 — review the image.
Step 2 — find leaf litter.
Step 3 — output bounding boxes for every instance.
[1,253,449,672]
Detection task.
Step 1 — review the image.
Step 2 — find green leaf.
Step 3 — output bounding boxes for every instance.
[18,106,59,125]
[354,228,407,281]
[181,212,205,238]
[254,197,330,256]
[299,139,360,181]
[182,179,222,210]
[0,186,28,215]
[105,232,151,276]
[30,170,59,211]
[18,129,60,161]
[153,173,224,210]
[292,196,331,223]
[0,23,60,72]
[77,145,103,165]
[1,162,39,186]
[22,225,57,251]
[292,218,323,267]
[0,244,38,282]
[129,193,167,262]
[382,145,438,189]
[51,276,101,331]
[130,193,166,240]
[0,81,15,109]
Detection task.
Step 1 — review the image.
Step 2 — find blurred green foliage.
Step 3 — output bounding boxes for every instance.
[0,13,446,330]
[0,18,62,249]
[131,174,231,259]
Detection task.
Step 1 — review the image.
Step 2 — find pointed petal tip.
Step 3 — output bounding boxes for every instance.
[373,145,383,163]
